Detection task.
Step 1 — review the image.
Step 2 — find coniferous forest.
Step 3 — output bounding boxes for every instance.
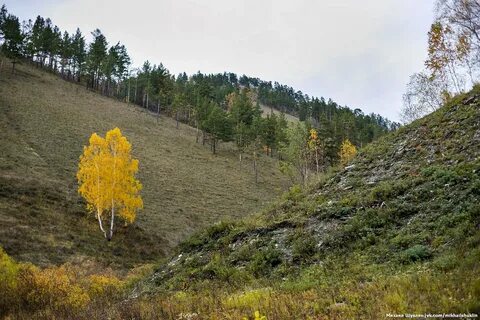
[0,4,398,173]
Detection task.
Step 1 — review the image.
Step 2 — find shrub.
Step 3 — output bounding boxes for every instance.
[197,254,238,282]
[19,264,90,312]
[391,232,429,250]
[369,180,410,203]
[291,233,317,263]
[231,244,255,264]
[0,247,20,317]
[0,247,132,317]
[224,288,272,309]
[401,245,432,263]
[283,184,303,202]
[432,254,458,271]
[243,310,267,320]
[88,274,123,299]
[249,246,282,277]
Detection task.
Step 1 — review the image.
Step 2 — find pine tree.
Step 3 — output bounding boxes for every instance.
[202,103,233,154]
[113,43,130,97]
[50,25,61,71]
[30,15,45,66]
[0,5,8,48]
[229,90,261,161]
[102,45,118,95]
[71,28,86,82]
[21,19,34,60]
[172,92,187,128]
[260,113,278,156]
[1,13,24,73]
[86,29,107,89]
[59,30,71,78]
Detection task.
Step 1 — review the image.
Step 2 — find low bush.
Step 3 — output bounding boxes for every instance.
[0,247,125,318]
[249,246,282,277]
[291,232,317,263]
[401,245,432,263]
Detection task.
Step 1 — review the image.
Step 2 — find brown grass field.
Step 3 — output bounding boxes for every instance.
[0,62,289,271]
[259,103,299,122]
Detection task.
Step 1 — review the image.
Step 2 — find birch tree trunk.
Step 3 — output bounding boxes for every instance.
[108,147,117,241]
[253,151,258,183]
[127,78,131,103]
[196,122,200,143]
[97,209,107,239]
[134,78,138,104]
[108,200,115,241]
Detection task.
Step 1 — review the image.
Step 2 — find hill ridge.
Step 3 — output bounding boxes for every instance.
[138,86,480,306]
[0,61,289,270]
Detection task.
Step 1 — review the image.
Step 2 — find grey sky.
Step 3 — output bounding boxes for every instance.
[5,0,434,121]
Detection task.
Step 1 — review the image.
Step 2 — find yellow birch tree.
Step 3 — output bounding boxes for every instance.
[338,139,357,166]
[77,128,143,240]
[307,128,321,173]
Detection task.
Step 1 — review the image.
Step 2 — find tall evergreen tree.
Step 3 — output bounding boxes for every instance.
[59,30,71,77]
[229,90,261,161]
[71,28,86,82]
[0,5,7,42]
[30,15,45,66]
[1,13,24,73]
[202,103,233,154]
[86,28,107,89]
[21,19,34,59]
[49,25,61,71]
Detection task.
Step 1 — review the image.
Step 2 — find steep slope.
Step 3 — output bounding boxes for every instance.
[135,87,480,318]
[0,63,289,270]
[260,103,299,122]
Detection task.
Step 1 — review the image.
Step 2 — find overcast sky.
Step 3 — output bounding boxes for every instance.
[5,0,434,121]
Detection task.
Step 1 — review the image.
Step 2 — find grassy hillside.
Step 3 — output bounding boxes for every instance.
[2,62,479,320]
[259,104,299,122]
[129,86,480,318]
[0,62,289,270]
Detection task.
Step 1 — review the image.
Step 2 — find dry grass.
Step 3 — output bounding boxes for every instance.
[0,62,289,270]
[259,104,299,122]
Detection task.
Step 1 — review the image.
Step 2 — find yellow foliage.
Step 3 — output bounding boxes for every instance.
[226,91,238,110]
[0,248,130,317]
[0,247,20,313]
[87,274,123,298]
[20,264,90,311]
[77,132,109,216]
[223,288,272,309]
[338,139,357,166]
[174,291,189,301]
[243,310,267,320]
[307,128,318,150]
[77,127,143,238]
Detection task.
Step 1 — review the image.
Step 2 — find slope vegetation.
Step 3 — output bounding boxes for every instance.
[0,63,289,270]
[135,86,480,318]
